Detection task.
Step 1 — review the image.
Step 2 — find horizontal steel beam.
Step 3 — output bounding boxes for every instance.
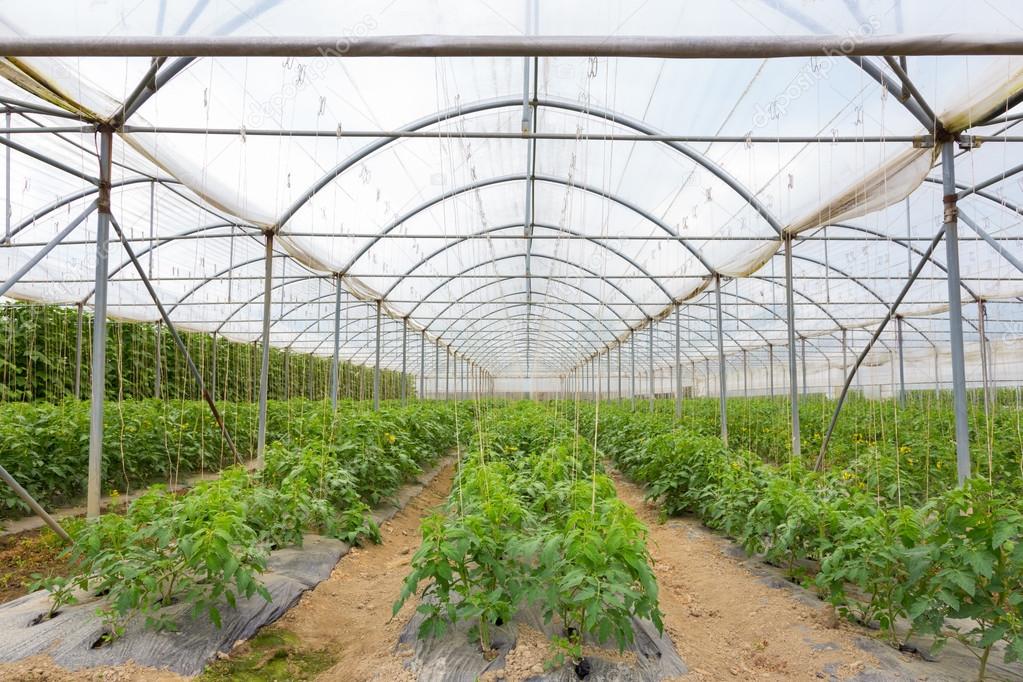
[1,33,1021,58]
[121,124,922,144]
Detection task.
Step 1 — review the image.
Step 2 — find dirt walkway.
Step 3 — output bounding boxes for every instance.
[611,471,878,681]
[257,462,457,682]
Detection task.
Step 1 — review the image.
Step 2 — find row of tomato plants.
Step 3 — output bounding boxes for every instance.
[30,401,464,641]
[394,402,662,671]
[583,404,1023,680]
[648,393,1023,504]
[0,302,412,403]
[0,398,435,518]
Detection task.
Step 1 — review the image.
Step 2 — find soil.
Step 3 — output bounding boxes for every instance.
[0,457,912,682]
[0,527,70,604]
[206,461,458,682]
[0,656,183,682]
[610,470,877,681]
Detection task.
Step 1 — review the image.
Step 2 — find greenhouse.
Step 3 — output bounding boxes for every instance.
[0,1,1022,680]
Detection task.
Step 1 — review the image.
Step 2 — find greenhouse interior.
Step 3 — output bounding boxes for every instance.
[1,1,1023,680]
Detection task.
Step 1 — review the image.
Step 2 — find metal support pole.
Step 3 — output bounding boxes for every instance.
[0,465,70,542]
[373,300,382,411]
[74,302,83,399]
[942,141,971,486]
[86,128,112,519]
[896,316,907,406]
[769,344,775,397]
[841,329,848,397]
[606,348,611,404]
[255,232,273,465]
[648,321,654,412]
[4,111,9,242]
[420,330,426,400]
[631,335,636,411]
[978,300,991,417]
[434,343,440,398]
[401,320,408,405]
[154,320,162,399]
[617,344,623,402]
[330,276,341,409]
[211,331,218,400]
[675,305,682,418]
[715,275,728,445]
[783,233,801,459]
[743,349,748,398]
[801,337,807,397]
[444,347,450,401]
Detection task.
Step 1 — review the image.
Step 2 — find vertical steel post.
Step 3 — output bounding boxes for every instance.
[769,344,775,397]
[743,349,748,398]
[330,276,341,409]
[444,347,450,401]
[434,342,440,398]
[841,328,848,398]
[606,348,611,404]
[154,320,162,398]
[256,233,273,464]
[401,320,408,404]
[784,233,801,459]
[617,344,622,402]
[941,141,970,485]
[74,301,83,399]
[715,275,728,445]
[648,321,654,412]
[675,305,682,419]
[86,127,113,518]
[978,300,991,418]
[211,331,218,400]
[896,316,907,406]
[631,335,636,411]
[420,331,426,400]
[373,300,382,411]
[801,337,807,397]
[3,110,9,241]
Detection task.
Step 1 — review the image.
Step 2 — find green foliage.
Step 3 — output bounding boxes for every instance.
[395,403,663,664]
[586,402,1023,680]
[0,302,413,404]
[34,400,462,639]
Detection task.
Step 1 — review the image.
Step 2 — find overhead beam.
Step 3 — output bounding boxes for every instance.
[2,33,1021,58]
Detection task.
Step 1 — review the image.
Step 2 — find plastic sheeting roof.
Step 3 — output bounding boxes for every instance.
[1,0,1023,382]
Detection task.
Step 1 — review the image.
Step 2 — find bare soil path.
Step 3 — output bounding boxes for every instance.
[610,471,880,681]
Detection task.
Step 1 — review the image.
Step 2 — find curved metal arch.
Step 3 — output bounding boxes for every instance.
[790,250,979,335]
[277,96,783,239]
[446,301,622,350]
[384,220,682,302]
[435,283,778,363]
[7,176,171,243]
[334,173,714,280]
[448,317,612,365]
[283,273,639,364]
[85,221,255,301]
[827,222,979,301]
[406,252,653,320]
[164,253,319,317]
[337,318,596,372]
[425,275,638,333]
[341,302,616,364]
[464,337,619,375]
